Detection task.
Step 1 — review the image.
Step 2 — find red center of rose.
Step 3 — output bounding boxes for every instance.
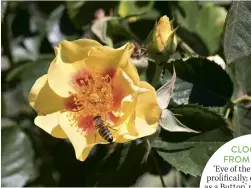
[65,69,123,134]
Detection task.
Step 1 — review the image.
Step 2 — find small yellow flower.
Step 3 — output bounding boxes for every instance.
[28,39,161,161]
[146,15,177,61]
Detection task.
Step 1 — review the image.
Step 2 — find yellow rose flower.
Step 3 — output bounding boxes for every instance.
[146,15,177,62]
[28,39,161,161]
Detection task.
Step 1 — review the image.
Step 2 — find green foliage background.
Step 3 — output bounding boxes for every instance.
[1,1,250,187]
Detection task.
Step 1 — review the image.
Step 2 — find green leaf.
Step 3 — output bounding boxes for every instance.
[66,1,86,29]
[1,118,38,187]
[233,105,251,136]
[228,56,251,136]
[133,9,160,21]
[1,1,7,21]
[231,56,251,97]
[223,1,251,64]
[164,57,233,107]
[85,141,149,186]
[66,1,86,22]
[118,1,154,18]
[169,104,229,131]
[153,105,233,176]
[20,55,53,101]
[2,85,32,117]
[223,1,251,136]
[11,36,43,62]
[6,60,33,82]
[176,2,227,54]
[196,3,227,54]
[176,1,200,31]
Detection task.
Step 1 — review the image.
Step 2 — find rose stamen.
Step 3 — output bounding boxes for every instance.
[66,72,114,133]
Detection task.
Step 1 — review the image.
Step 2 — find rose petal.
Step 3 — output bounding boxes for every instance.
[85,43,140,84]
[35,112,67,138]
[110,68,146,124]
[136,81,162,124]
[28,74,67,138]
[58,112,114,161]
[115,81,161,142]
[55,39,101,64]
[116,111,158,143]
[48,39,101,97]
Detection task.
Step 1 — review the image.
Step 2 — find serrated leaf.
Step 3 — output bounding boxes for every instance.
[153,128,232,177]
[165,57,233,107]
[157,67,176,110]
[169,104,229,131]
[153,105,233,176]
[160,109,200,133]
[1,118,38,187]
[223,1,251,64]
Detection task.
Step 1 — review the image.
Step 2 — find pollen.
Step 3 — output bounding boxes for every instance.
[68,71,114,124]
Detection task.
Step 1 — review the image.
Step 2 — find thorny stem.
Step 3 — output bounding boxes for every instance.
[150,149,166,187]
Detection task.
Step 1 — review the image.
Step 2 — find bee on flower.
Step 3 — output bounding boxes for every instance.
[28,39,161,161]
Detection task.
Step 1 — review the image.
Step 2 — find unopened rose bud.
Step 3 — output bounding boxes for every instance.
[145,15,177,62]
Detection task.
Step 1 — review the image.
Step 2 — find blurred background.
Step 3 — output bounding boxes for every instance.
[1,1,232,187]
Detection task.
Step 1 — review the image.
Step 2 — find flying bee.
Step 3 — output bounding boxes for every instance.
[93,115,114,143]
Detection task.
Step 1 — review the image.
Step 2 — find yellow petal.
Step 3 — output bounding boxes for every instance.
[116,110,158,143]
[29,74,65,114]
[115,81,161,142]
[136,81,162,124]
[122,58,140,85]
[85,42,140,84]
[48,41,140,97]
[28,74,67,138]
[58,112,104,161]
[55,39,102,64]
[35,112,67,138]
[111,68,145,124]
[47,58,80,97]
[48,39,101,97]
